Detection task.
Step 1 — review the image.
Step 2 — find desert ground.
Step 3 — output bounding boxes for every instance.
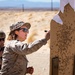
[0,10,58,75]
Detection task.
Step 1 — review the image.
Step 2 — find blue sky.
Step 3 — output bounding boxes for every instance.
[0,0,60,8]
[0,0,60,2]
[26,0,60,2]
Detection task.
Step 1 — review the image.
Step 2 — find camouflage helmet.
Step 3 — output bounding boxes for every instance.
[10,21,31,31]
[0,30,6,38]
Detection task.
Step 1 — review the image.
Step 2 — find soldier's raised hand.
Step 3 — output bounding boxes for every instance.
[45,30,50,41]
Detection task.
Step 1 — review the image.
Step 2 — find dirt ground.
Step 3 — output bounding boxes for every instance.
[0,10,58,75]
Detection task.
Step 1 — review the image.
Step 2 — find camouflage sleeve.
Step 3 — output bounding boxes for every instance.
[26,38,47,54]
[9,39,47,55]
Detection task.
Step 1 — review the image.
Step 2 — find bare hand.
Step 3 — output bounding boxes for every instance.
[45,30,50,41]
[26,66,34,74]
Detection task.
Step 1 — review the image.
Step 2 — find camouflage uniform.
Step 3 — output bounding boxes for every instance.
[0,47,4,69]
[0,31,6,69]
[0,39,47,75]
[0,21,49,75]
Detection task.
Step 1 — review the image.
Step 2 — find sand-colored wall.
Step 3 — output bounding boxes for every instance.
[50,4,75,75]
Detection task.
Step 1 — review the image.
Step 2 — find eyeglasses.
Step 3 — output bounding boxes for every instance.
[19,28,29,33]
[0,38,5,41]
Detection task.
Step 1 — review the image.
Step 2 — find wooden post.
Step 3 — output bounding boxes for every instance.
[51,0,53,11]
[22,4,24,12]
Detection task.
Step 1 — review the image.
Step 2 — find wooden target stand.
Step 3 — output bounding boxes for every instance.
[50,4,75,75]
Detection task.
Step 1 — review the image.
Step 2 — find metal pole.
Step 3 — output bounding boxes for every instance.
[22,4,24,12]
[51,0,53,11]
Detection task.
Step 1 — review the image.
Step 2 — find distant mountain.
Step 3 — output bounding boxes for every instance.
[0,1,60,9]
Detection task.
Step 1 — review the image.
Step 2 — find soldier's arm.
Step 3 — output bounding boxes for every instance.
[9,39,47,55]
